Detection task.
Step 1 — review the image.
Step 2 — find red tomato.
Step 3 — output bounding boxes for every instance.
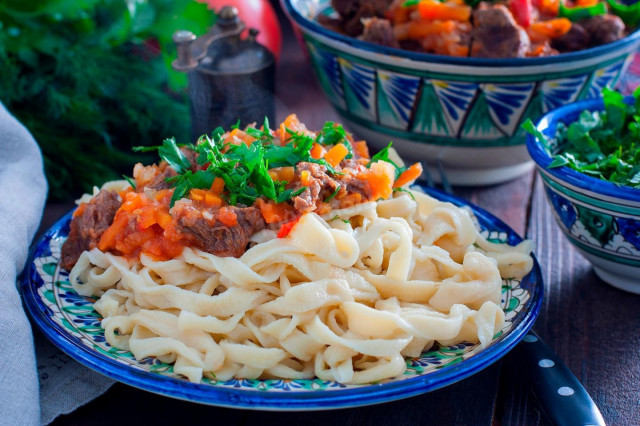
[509,0,533,27]
[200,0,282,61]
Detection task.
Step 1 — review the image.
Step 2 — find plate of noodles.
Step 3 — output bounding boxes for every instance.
[22,116,543,409]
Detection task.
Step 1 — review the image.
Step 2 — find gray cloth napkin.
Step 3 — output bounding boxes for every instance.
[0,103,113,426]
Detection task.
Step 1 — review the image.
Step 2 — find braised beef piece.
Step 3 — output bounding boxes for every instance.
[173,203,266,258]
[551,24,590,52]
[147,165,176,191]
[581,15,625,46]
[331,0,393,36]
[471,4,530,58]
[60,190,121,270]
[399,39,424,52]
[360,18,400,48]
[289,162,340,213]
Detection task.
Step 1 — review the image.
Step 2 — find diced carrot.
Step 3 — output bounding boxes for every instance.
[210,177,225,195]
[575,0,597,6]
[270,166,295,182]
[352,141,370,159]
[310,143,326,160]
[316,202,332,215]
[205,192,222,207]
[324,143,349,168]
[72,203,87,218]
[404,20,456,40]
[121,192,145,212]
[362,161,395,200]
[190,188,206,202]
[217,207,238,227]
[529,18,571,39]
[393,163,423,188]
[300,170,312,186]
[538,0,559,15]
[156,210,173,229]
[448,44,469,57]
[137,207,157,229]
[277,219,300,238]
[225,128,255,146]
[418,1,471,22]
[99,212,130,251]
[257,199,294,224]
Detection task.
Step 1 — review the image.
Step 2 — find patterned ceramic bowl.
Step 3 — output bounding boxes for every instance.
[282,0,640,185]
[527,98,640,294]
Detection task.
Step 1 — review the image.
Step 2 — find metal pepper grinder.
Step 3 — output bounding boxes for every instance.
[172,6,276,140]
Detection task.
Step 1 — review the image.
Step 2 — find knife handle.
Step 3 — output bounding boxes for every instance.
[515,331,605,426]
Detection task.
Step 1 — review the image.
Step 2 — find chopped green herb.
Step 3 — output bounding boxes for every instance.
[122,175,136,190]
[324,185,341,202]
[559,2,607,21]
[607,0,640,27]
[231,119,241,130]
[315,122,353,159]
[330,214,350,224]
[393,187,416,200]
[402,0,420,6]
[522,88,640,189]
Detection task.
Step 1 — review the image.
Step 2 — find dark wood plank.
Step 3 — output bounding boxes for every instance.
[495,174,640,425]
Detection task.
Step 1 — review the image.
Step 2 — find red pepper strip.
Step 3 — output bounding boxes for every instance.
[277,219,300,238]
[509,0,533,27]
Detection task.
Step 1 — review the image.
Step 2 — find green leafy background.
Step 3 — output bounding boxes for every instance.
[0,0,216,200]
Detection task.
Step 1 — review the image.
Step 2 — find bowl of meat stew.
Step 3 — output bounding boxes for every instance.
[282,0,640,185]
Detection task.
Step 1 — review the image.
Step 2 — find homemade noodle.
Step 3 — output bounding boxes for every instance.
[70,187,533,384]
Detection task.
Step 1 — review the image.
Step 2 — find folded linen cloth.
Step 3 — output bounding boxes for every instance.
[0,103,113,426]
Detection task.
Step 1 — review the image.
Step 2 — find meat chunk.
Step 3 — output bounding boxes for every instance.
[471,4,530,58]
[60,190,121,270]
[551,23,590,52]
[289,162,340,214]
[133,162,176,192]
[172,203,266,258]
[581,14,625,46]
[331,0,393,36]
[360,18,400,48]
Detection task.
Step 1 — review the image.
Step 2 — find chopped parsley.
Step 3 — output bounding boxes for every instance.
[324,185,341,202]
[122,175,136,190]
[393,187,416,200]
[523,87,640,189]
[330,214,350,224]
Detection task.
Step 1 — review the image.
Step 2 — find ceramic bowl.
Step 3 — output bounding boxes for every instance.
[526,98,640,294]
[282,0,640,185]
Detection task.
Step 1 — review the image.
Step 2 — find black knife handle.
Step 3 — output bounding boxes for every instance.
[515,331,605,426]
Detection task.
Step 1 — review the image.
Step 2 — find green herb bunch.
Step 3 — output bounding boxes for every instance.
[0,0,215,200]
[523,88,640,188]
[140,119,405,207]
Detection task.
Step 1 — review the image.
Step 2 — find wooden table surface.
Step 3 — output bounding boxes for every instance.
[47,5,640,425]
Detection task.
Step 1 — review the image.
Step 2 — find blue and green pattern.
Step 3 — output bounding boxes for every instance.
[377,70,420,130]
[339,58,377,122]
[301,34,634,150]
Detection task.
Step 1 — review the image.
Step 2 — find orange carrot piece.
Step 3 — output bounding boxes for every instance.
[257,199,293,224]
[217,207,238,227]
[156,210,173,229]
[575,0,598,6]
[363,162,396,200]
[393,163,423,188]
[277,219,299,238]
[98,213,129,251]
[310,143,326,159]
[352,141,370,159]
[324,143,349,167]
[529,18,571,39]
[205,192,222,207]
[210,177,225,195]
[418,1,471,22]
[406,20,456,39]
[189,188,206,202]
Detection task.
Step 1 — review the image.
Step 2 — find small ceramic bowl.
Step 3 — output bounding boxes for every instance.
[282,0,640,185]
[526,98,640,294]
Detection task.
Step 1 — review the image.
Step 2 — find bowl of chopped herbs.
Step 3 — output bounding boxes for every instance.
[524,88,640,293]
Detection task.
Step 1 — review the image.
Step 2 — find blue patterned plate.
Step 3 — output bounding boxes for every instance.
[21,187,543,410]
